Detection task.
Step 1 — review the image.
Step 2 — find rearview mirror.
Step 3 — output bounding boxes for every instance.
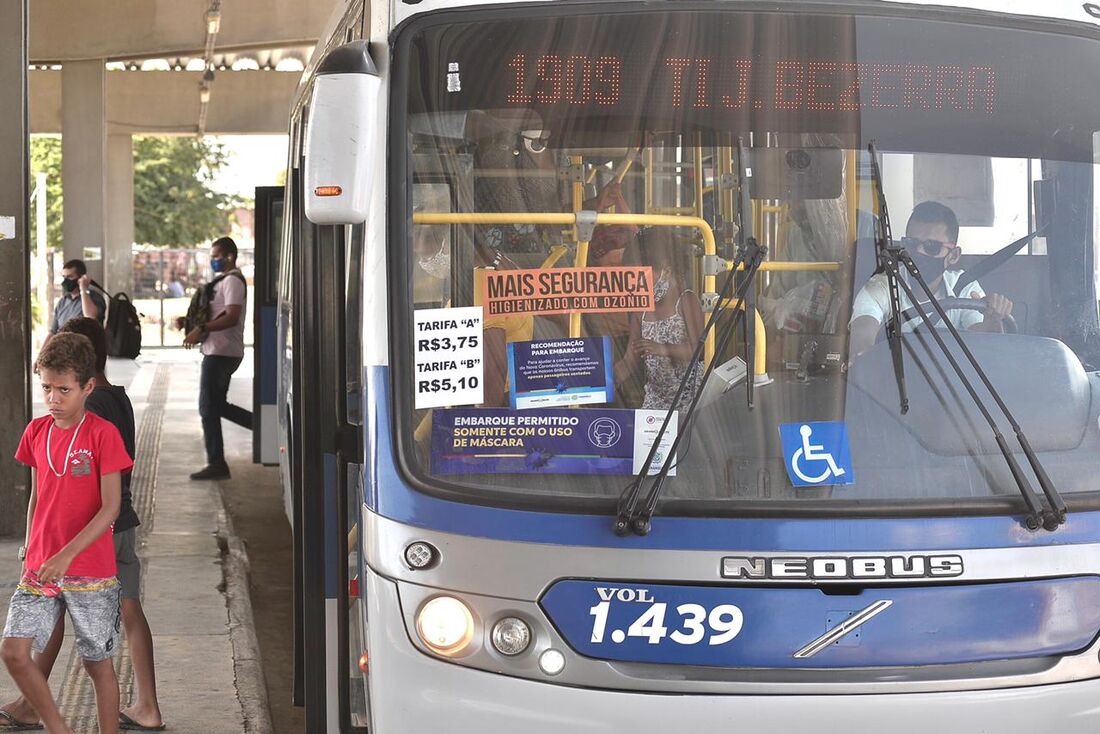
[750,148,843,200]
[304,41,381,225]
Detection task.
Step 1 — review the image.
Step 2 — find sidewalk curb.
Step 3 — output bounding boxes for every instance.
[216,499,275,734]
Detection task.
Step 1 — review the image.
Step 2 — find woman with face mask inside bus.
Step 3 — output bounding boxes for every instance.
[614,228,705,411]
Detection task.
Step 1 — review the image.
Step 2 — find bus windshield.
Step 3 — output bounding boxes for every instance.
[395,6,1100,515]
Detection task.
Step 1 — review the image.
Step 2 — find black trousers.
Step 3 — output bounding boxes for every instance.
[198,354,249,464]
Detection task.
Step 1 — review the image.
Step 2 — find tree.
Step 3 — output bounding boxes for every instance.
[31,135,239,250]
[133,136,239,247]
[29,136,63,251]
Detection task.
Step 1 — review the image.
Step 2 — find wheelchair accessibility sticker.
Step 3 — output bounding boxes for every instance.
[779,422,854,487]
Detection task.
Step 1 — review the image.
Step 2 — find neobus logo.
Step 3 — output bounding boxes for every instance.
[721,554,964,580]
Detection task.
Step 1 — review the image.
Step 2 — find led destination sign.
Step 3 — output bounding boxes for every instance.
[407,9,1100,160]
[505,54,996,116]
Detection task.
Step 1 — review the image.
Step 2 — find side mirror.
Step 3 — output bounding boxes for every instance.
[750,147,843,200]
[304,41,381,225]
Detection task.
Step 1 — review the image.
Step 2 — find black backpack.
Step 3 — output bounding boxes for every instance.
[184,272,246,341]
[103,291,143,359]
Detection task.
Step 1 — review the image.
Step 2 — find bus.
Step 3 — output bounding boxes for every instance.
[277,0,1100,730]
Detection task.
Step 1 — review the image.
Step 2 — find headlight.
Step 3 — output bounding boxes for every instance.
[416,596,475,656]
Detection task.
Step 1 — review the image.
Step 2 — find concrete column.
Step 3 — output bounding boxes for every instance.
[0,0,30,536]
[105,133,133,294]
[61,59,107,264]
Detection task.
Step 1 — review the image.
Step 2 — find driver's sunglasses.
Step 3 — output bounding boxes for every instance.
[900,237,953,258]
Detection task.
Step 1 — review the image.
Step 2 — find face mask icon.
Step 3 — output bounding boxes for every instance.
[588,418,622,449]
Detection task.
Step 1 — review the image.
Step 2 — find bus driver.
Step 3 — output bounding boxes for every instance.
[848,201,1014,358]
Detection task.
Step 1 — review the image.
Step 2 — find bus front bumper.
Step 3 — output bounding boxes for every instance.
[366,575,1100,734]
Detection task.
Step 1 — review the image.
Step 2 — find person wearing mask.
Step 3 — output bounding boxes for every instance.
[614,228,705,410]
[49,259,106,337]
[181,237,248,480]
[849,201,1013,358]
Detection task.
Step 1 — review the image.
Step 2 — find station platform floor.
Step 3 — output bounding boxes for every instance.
[0,348,279,733]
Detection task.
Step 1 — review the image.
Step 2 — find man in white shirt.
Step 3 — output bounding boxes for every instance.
[849,201,1013,358]
[183,236,248,480]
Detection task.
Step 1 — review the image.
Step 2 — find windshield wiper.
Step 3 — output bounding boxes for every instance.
[615,138,766,536]
[866,143,1066,531]
[868,144,909,415]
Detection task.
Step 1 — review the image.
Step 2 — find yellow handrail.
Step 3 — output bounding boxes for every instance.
[647,206,698,216]
[412,211,775,372]
[731,261,841,272]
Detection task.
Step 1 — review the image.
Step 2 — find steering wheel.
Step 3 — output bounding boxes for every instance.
[898,297,1017,334]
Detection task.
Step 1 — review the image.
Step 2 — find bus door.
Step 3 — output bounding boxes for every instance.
[292,180,368,730]
[253,185,284,465]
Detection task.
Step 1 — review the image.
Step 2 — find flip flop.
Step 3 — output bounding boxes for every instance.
[118,712,166,731]
[0,710,43,731]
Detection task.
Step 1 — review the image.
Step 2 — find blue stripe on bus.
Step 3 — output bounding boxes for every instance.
[366,366,1100,551]
[259,306,278,403]
[541,577,1100,667]
[323,452,339,599]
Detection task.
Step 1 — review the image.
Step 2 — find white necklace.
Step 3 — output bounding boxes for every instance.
[46,413,87,478]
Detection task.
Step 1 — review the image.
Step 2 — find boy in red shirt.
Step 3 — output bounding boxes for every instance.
[0,333,132,734]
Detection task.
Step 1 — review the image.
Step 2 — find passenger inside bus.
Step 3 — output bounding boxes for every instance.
[472,119,566,257]
[584,180,639,267]
[613,227,705,410]
[760,199,847,338]
[849,201,1015,358]
[469,164,639,404]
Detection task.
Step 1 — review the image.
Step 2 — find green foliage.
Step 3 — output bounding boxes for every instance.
[30,291,44,330]
[29,136,64,250]
[134,136,240,247]
[30,135,240,250]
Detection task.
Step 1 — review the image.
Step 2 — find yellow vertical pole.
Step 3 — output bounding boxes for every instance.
[692,138,704,295]
[645,146,654,214]
[569,155,588,338]
[693,138,704,220]
[845,149,859,246]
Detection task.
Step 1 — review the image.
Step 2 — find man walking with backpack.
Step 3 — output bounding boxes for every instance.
[181,237,249,480]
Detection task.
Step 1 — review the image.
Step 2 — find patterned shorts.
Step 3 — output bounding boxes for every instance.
[3,577,122,661]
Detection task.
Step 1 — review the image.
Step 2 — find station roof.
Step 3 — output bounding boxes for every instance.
[30,0,341,63]
[29,0,343,135]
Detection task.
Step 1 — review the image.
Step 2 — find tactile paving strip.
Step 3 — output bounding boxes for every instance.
[59,364,170,731]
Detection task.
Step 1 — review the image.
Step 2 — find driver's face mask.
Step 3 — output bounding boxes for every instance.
[902,237,953,283]
[418,239,451,280]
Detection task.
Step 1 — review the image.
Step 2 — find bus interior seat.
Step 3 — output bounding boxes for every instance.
[955,253,1049,335]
